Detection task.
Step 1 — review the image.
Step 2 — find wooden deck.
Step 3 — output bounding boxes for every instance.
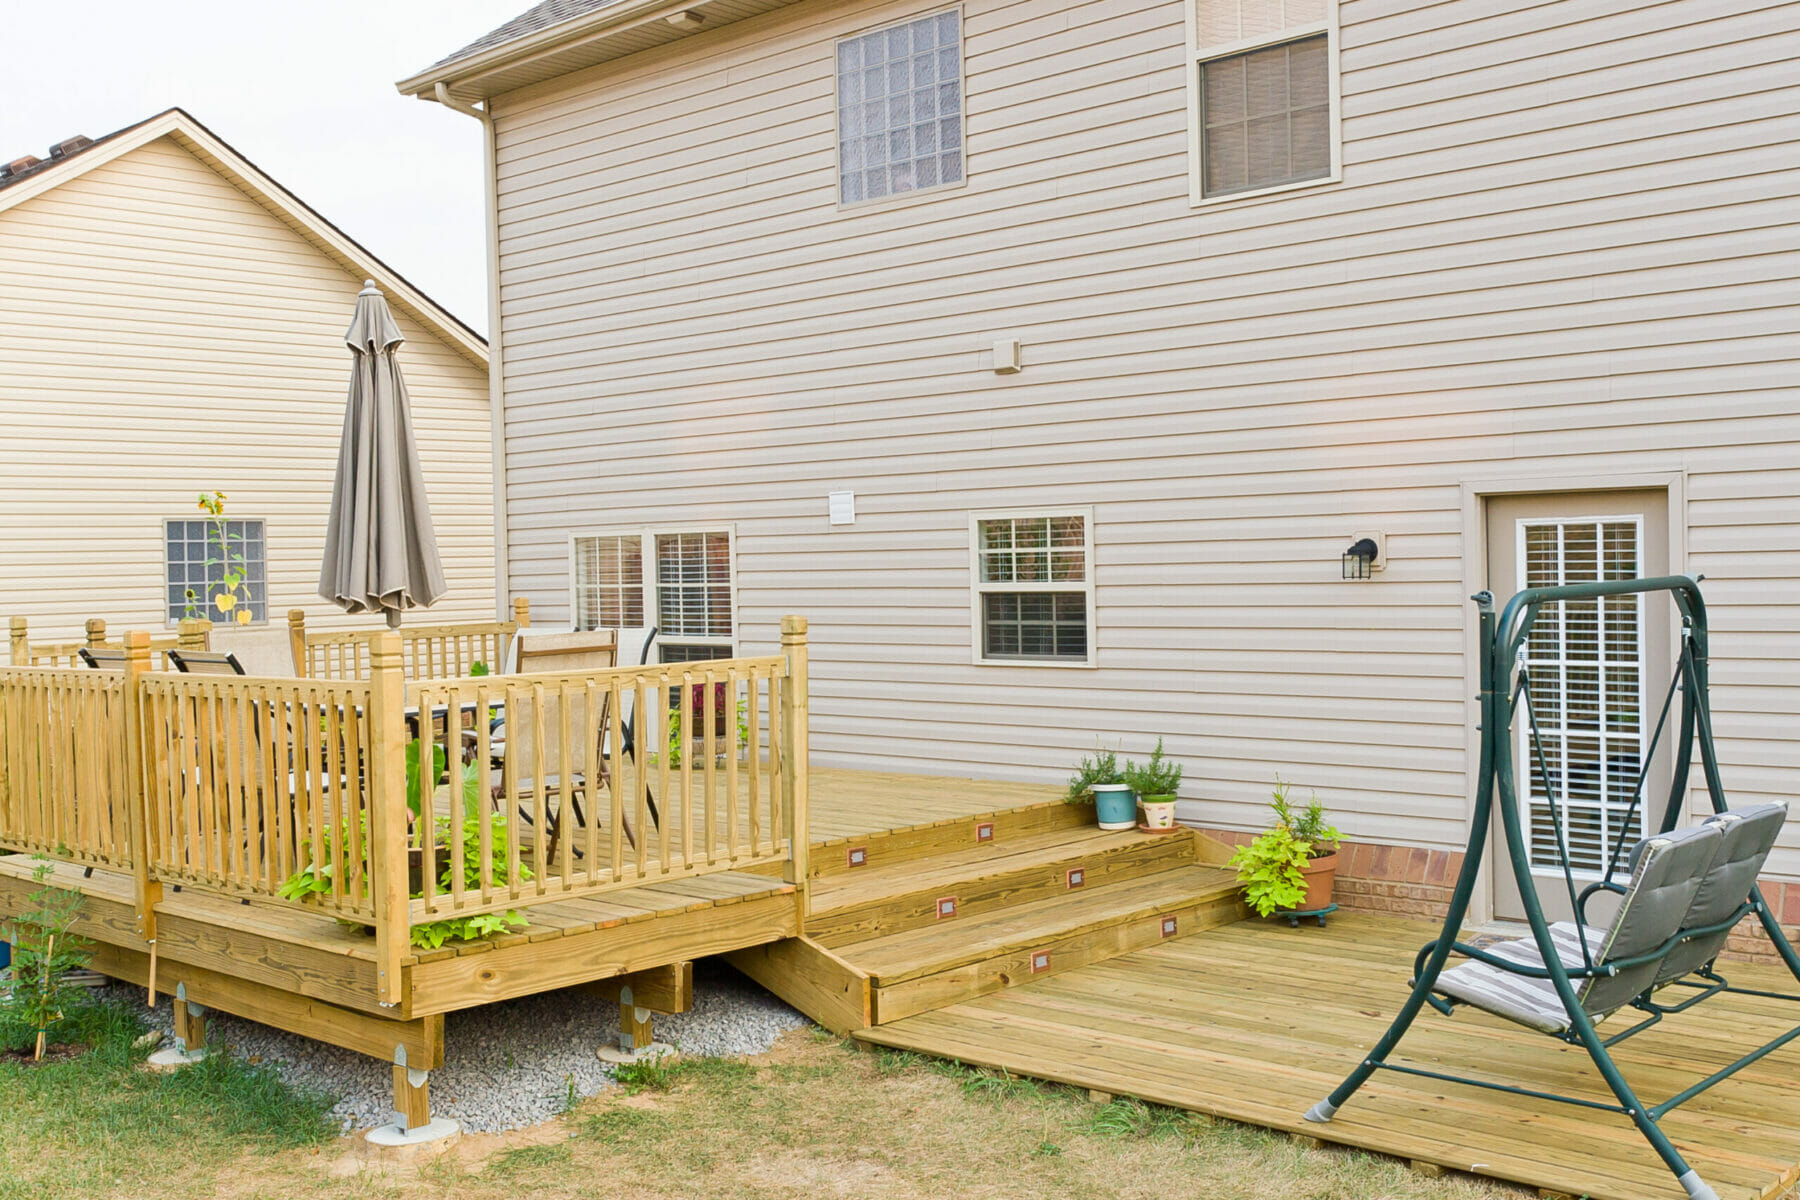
[859,910,1800,1200]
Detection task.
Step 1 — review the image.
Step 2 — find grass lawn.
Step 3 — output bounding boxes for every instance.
[0,997,1529,1200]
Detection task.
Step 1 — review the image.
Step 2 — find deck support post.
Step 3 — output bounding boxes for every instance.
[780,616,810,920]
[596,984,677,1064]
[84,618,108,649]
[8,616,27,666]
[121,631,161,945]
[145,983,209,1070]
[368,632,409,1008]
[366,1046,460,1149]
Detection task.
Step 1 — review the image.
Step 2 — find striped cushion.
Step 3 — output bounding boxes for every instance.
[1437,924,1607,1034]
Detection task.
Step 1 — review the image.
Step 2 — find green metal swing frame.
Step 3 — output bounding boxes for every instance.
[1304,576,1800,1200]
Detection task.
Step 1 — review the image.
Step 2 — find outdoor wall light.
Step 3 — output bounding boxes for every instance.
[1342,537,1380,580]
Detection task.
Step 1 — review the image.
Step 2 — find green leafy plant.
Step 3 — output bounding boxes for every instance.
[470,660,491,677]
[1064,745,1122,804]
[1,857,93,1060]
[183,490,254,626]
[1271,776,1341,856]
[1227,778,1342,917]
[1122,738,1183,799]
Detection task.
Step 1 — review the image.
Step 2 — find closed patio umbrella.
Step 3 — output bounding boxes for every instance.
[319,281,447,628]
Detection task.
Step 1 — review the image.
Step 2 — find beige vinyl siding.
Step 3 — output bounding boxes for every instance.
[484,0,1800,874]
[0,136,495,642]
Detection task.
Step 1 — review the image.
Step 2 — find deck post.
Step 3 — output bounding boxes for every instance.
[368,632,409,1008]
[8,616,27,666]
[286,609,309,676]
[121,630,161,944]
[512,595,531,628]
[85,618,108,650]
[780,616,810,915]
[176,618,211,652]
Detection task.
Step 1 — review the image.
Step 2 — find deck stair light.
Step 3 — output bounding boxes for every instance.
[1342,537,1380,580]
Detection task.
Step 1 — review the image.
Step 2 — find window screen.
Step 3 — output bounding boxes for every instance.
[574,535,645,630]
[1200,34,1329,197]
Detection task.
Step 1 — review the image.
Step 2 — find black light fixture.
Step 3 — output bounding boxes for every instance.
[1342,537,1380,580]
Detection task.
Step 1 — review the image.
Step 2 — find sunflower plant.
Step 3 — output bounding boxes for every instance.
[184,489,254,625]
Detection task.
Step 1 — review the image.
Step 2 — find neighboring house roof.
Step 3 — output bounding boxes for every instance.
[0,107,486,368]
[398,0,800,104]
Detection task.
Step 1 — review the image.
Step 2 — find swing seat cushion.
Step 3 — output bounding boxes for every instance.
[1653,802,1788,986]
[1435,822,1723,1033]
[1436,923,1608,1033]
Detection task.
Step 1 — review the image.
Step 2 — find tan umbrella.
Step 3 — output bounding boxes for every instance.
[319,281,447,628]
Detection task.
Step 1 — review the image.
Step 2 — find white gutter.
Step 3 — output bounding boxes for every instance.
[432,83,512,623]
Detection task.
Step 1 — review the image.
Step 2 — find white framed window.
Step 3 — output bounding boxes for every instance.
[571,528,735,662]
[970,509,1095,666]
[1186,0,1340,205]
[165,518,267,624]
[835,8,965,207]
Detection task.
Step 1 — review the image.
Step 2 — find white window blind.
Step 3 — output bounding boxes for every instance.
[1190,0,1335,200]
[655,532,733,641]
[573,535,644,630]
[836,10,964,205]
[1517,517,1646,875]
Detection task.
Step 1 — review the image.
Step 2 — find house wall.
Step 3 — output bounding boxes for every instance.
[481,0,1800,882]
[0,136,496,654]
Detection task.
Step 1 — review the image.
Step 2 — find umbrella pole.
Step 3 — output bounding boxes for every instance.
[386,609,402,630]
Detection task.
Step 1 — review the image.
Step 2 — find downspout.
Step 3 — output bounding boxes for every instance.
[434,82,511,622]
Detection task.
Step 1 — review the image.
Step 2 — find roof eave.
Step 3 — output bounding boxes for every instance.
[396,0,674,101]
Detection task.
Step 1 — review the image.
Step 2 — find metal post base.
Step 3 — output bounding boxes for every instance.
[1303,1099,1338,1123]
[1678,1169,1719,1200]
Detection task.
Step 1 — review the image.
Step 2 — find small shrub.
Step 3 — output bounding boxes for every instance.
[1123,737,1183,798]
[1065,745,1122,803]
[1,858,92,1060]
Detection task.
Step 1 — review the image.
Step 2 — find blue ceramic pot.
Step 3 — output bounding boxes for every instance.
[1091,783,1137,830]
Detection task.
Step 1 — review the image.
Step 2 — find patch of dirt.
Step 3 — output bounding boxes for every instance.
[1,1041,87,1065]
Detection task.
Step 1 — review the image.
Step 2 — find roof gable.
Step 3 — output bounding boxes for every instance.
[0,108,486,369]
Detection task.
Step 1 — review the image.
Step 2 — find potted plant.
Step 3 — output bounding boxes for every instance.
[1066,746,1135,831]
[1124,738,1182,831]
[1227,778,1343,917]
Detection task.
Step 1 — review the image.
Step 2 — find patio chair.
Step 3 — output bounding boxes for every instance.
[491,630,662,867]
[77,646,129,670]
[166,649,247,675]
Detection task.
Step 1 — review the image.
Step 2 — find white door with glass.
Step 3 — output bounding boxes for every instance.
[1484,493,1671,924]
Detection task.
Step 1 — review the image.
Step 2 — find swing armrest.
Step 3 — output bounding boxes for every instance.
[1414,937,1617,983]
[1576,879,1629,927]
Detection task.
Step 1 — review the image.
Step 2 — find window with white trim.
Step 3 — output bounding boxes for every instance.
[165,518,266,624]
[572,530,734,662]
[1188,0,1338,202]
[971,511,1094,665]
[835,9,964,206]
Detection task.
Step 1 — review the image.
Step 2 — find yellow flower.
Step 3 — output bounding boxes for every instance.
[235,609,252,626]
[214,592,237,613]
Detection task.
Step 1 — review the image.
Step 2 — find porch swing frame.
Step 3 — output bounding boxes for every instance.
[1304,575,1800,1200]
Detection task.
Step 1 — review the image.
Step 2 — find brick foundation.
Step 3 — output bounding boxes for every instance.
[1199,827,1800,962]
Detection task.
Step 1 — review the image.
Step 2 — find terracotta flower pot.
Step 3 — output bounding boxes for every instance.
[1298,852,1338,911]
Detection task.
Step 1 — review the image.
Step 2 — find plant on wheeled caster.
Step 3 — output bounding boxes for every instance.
[1227,777,1342,919]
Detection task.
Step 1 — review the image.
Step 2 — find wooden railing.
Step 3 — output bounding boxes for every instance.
[405,650,794,922]
[9,615,207,668]
[0,667,133,867]
[0,615,810,1008]
[288,598,530,681]
[137,672,380,923]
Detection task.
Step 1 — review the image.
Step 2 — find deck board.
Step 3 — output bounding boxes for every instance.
[860,911,1800,1200]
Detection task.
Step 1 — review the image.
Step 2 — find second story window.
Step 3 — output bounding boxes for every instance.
[836,10,964,206]
[1189,0,1339,202]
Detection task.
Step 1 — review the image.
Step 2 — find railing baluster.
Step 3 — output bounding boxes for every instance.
[703,670,717,865]
[607,677,625,881]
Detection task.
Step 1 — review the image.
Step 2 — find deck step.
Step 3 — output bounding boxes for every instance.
[832,863,1243,1023]
[806,825,1198,945]
[809,799,1093,880]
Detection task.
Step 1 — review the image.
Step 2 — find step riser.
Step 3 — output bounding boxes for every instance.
[810,802,1094,881]
[808,834,1197,945]
[870,891,1247,1024]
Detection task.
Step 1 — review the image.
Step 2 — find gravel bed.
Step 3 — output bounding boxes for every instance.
[107,961,809,1134]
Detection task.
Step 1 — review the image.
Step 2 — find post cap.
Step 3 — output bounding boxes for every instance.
[86,617,107,635]
[287,609,307,625]
[8,616,26,632]
[780,615,808,636]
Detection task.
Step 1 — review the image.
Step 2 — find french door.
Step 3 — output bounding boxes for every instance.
[1484,492,1671,924]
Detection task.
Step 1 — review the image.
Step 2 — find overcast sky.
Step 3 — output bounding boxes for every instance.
[3,2,518,333]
